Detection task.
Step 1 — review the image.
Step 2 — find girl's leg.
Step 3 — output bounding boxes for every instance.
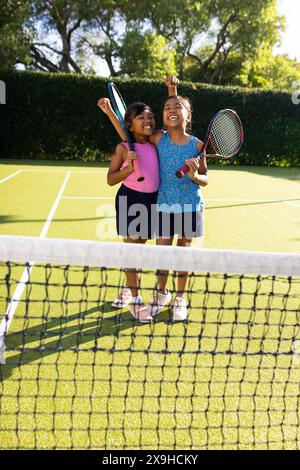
[149,237,174,317]
[176,236,192,297]
[171,237,193,321]
[120,237,152,322]
[123,237,147,297]
[156,236,174,292]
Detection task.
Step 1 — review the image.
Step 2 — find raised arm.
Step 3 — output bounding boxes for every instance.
[149,76,179,146]
[164,76,179,96]
[97,98,127,141]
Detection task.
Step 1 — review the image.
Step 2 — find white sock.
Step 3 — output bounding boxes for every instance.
[158,289,169,295]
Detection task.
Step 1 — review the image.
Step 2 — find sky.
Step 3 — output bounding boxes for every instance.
[275,0,300,60]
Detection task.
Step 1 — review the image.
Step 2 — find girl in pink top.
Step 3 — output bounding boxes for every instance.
[98,81,177,322]
[98,100,159,322]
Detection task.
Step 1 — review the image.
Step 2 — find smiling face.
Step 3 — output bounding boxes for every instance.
[163,96,192,131]
[129,109,155,137]
[125,103,155,142]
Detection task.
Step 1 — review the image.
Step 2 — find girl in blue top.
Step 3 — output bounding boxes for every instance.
[149,94,208,321]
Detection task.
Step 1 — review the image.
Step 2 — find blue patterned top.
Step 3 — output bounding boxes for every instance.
[156,132,204,213]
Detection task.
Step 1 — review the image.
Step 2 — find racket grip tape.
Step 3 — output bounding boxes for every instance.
[175,163,189,179]
[133,158,144,182]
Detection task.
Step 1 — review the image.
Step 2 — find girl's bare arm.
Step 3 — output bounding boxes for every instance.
[98,98,127,141]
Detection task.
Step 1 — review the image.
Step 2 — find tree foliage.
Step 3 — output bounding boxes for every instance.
[0,0,32,71]
[1,0,298,90]
[119,32,176,79]
[29,0,89,72]
[240,52,300,90]
[129,0,285,85]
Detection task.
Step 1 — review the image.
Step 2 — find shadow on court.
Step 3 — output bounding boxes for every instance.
[0,216,114,225]
[0,303,171,381]
[206,198,300,211]
[0,215,18,224]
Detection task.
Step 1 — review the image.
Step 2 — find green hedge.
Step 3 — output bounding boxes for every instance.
[1,71,300,166]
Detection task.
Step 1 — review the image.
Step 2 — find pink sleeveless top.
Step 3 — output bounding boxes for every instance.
[121,142,159,193]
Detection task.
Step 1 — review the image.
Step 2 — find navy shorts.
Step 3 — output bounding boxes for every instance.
[157,210,204,238]
[115,184,158,239]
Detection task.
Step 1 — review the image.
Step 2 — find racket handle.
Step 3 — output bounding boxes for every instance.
[133,158,144,182]
[175,163,189,179]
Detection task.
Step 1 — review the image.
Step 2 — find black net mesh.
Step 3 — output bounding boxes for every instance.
[1,252,300,450]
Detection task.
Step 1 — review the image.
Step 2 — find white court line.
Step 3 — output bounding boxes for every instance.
[0,170,23,184]
[62,197,299,203]
[63,197,268,202]
[62,196,114,200]
[40,173,71,238]
[16,168,300,180]
[286,200,300,207]
[206,198,300,203]
[21,169,106,173]
[207,198,272,202]
[0,171,71,364]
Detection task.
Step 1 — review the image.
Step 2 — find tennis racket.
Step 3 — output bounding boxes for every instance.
[108,82,144,182]
[175,109,243,178]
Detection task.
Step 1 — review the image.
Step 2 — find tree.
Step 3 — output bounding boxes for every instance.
[77,1,177,78]
[29,0,89,73]
[122,0,211,78]
[1,0,293,91]
[77,1,125,76]
[0,0,32,71]
[239,52,300,90]
[124,0,285,86]
[119,31,176,79]
[27,1,133,75]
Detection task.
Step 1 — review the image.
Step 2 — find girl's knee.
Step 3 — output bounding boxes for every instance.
[156,236,173,246]
[177,237,192,247]
[124,236,144,243]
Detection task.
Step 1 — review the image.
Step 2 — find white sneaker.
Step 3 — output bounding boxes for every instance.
[111,286,132,308]
[149,289,172,317]
[172,296,188,321]
[129,296,152,323]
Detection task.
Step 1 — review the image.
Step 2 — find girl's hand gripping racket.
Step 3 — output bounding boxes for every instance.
[176,109,243,178]
[108,82,144,182]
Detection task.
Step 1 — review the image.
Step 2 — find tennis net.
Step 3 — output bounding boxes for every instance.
[0,235,300,450]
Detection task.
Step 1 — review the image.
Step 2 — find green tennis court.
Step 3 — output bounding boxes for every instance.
[1,160,300,251]
[1,160,300,450]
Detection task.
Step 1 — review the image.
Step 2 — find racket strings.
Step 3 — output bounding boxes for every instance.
[209,112,242,156]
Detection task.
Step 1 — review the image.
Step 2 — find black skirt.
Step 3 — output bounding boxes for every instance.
[115,184,158,239]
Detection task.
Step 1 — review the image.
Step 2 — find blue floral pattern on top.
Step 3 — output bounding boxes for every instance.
[156,132,204,213]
